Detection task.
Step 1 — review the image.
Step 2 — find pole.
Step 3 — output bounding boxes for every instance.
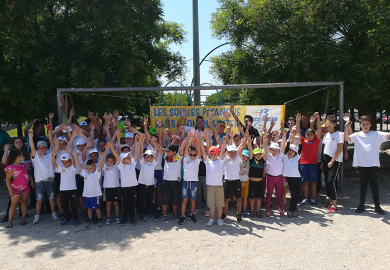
[57,90,62,125]
[339,83,344,192]
[192,0,201,105]
[324,90,329,115]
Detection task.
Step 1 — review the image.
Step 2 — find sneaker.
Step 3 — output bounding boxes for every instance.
[327,206,339,214]
[237,214,242,222]
[292,212,298,218]
[242,210,249,217]
[178,216,186,225]
[86,219,93,228]
[189,214,197,223]
[58,212,65,220]
[323,202,332,209]
[374,206,385,215]
[287,212,293,218]
[51,213,59,221]
[173,213,180,221]
[74,218,80,226]
[300,198,309,206]
[98,219,103,227]
[279,209,284,217]
[205,210,210,217]
[206,219,214,227]
[119,219,126,226]
[265,210,270,217]
[61,218,70,225]
[139,215,146,222]
[116,217,121,224]
[221,213,227,220]
[161,215,169,223]
[217,219,224,227]
[105,218,111,225]
[33,215,40,224]
[154,212,161,220]
[355,205,365,213]
[194,209,200,216]
[311,198,317,206]
[256,211,263,218]
[130,217,136,226]
[249,211,255,218]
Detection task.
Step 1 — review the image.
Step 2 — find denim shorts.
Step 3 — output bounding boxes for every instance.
[182,180,198,200]
[35,177,56,201]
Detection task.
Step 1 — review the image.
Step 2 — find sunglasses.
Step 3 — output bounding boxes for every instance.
[189,154,197,157]
[287,122,295,125]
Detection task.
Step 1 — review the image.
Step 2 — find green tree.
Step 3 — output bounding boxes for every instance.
[210,0,390,128]
[0,0,186,133]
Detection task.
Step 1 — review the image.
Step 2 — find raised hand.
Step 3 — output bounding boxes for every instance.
[59,123,67,130]
[310,116,316,123]
[113,109,119,119]
[157,118,162,127]
[53,138,59,144]
[125,119,131,127]
[296,113,301,121]
[321,114,327,120]
[204,129,208,136]
[90,122,96,131]
[143,117,148,127]
[49,113,54,119]
[180,126,185,132]
[28,131,33,139]
[76,152,81,158]
[270,119,275,127]
[164,128,170,134]
[230,104,234,112]
[224,111,229,120]
[182,108,187,116]
[313,112,319,118]
[208,112,214,119]
[264,115,268,123]
[69,108,75,117]
[280,121,285,128]
[343,113,350,123]
[223,136,228,143]
[128,127,137,133]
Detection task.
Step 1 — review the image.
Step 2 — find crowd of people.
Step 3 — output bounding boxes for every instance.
[1,103,389,229]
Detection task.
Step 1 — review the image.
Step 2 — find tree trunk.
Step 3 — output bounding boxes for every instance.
[17,123,23,137]
[358,106,376,131]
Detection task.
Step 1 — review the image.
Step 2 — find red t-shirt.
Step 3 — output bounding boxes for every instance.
[300,136,320,164]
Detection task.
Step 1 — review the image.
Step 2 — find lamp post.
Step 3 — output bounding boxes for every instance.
[192,0,201,105]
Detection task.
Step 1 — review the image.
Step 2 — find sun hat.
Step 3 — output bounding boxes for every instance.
[76,138,86,145]
[253,148,263,155]
[37,141,47,148]
[79,121,88,127]
[60,153,71,160]
[58,136,68,144]
[144,149,155,156]
[227,145,238,152]
[148,128,157,135]
[290,144,299,154]
[120,152,130,161]
[242,150,250,157]
[269,142,281,150]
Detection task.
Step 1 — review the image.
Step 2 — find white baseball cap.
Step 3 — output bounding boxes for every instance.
[37,141,47,148]
[227,145,238,152]
[125,132,134,139]
[58,136,68,144]
[120,152,131,161]
[88,149,99,155]
[144,149,155,156]
[76,138,86,145]
[79,121,88,127]
[269,142,281,150]
[60,153,71,160]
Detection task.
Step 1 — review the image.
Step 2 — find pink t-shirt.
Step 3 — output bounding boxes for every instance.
[5,163,30,195]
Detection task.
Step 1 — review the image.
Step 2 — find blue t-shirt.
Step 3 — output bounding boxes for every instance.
[212,133,225,146]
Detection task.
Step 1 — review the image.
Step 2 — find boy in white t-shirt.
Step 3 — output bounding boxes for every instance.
[344,114,390,215]
[137,135,162,222]
[29,131,58,224]
[178,131,201,225]
[200,129,227,227]
[75,146,106,227]
[51,139,78,226]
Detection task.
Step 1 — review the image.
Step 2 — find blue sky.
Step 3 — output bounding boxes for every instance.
[161,0,232,102]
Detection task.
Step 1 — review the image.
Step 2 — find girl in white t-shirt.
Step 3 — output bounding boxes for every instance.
[178,131,201,225]
[322,115,343,214]
[200,129,227,227]
[283,141,301,218]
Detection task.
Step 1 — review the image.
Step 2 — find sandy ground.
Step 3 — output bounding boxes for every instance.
[1,146,390,270]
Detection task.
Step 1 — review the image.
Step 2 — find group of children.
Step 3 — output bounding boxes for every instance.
[2,106,389,229]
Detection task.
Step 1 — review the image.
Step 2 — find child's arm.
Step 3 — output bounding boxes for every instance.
[200,133,208,161]
[131,135,139,158]
[208,112,215,134]
[268,118,275,133]
[111,127,121,144]
[310,115,315,130]
[143,118,150,146]
[296,113,302,141]
[75,152,84,172]
[226,121,233,145]
[68,129,78,153]
[157,118,164,148]
[220,135,227,160]
[68,108,75,126]
[205,129,211,155]
[64,147,76,168]
[23,119,39,136]
[183,133,194,157]
[47,124,55,149]
[230,104,242,126]
[165,115,171,130]
[164,128,171,145]
[179,126,185,142]
[28,131,36,157]
[176,108,187,130]
[97,147,108,172]
[247,133,253,160]
[343,114,353,142]
[149,134,164,157]
[314,112,321,139]
[237,131,248,157]
[263,136,269,161]
[180,130,194,156]
[281,128,287,154]
[48,113,54,132]
[89,122,96,142]
[103,124,112,143]
[196,133,202,159]
[51,150,59,169]
[82,141,94,162]
[216,135,222,150]
[107,142,120,165]
[133,135,143,161]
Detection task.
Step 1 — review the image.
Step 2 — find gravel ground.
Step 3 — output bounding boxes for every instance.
[0,146,389,270]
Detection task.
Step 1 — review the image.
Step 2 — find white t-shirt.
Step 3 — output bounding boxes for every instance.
[81,169,102,197]
[31,152,54,182]
[146,144,163,170]
[138,159,158,185]
[323,131,344,163]
[102,164,120,188]
[54,148,68,173]
[183,156,200,182]
[118,159,138,187]
[205,158,223,186]
[266,151,284,176]
[163,153,182,181]
[350,131,388,167]
[58,164,77,191]
[283,154,301,177]
[73,149,86,175]
[223,155,241,180]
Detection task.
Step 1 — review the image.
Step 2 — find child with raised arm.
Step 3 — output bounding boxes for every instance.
[239,133,252,217]
[178,131,202,225]
[51,139,79,226]
[344,114,390,215]
[76,145,107,227]
[222,132,247,222]
[137,134,162,222]
[29,130,58,224]
[201,129,227,227]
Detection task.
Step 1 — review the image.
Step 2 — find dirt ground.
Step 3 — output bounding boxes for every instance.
[0,146,390,270]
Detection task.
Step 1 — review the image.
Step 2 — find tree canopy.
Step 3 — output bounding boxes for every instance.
[0,0,186,127]
[210,0,390,122]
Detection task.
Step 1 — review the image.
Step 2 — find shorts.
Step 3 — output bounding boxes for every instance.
[300,164,318,183]
[182,180,198,200]
[84,197,100,210]
[207,185,225,208]
[224,179,242,200]
[162,180,181,205]
[241,181,249,198]
[283,177,288,186]
[154,170,163,187]
[249,180,264,199]
[35,177,56,201]
[54,172,61,194]
[104,187,119,202]
[76,174,84,196]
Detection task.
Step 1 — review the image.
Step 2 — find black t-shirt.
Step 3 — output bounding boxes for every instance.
[248,157,265,178]
[239,123,260,140]
[198,158,206,176]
